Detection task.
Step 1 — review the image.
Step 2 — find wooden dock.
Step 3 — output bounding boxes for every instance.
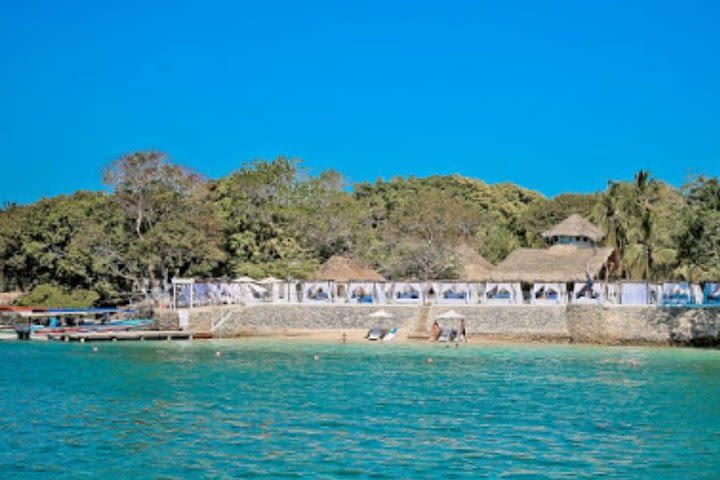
[47,330,196,342]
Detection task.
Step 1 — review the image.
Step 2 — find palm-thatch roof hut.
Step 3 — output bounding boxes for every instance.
[492,215,618,283]
[542,214,605,244]
[455,244,494,281]
[312,255,385,282]
[491,245,617,283]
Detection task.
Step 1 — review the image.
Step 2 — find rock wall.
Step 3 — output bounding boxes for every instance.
[434,306,569,340]
[212,305,419,337]
[160,303,720,346]
[567,305,720,346]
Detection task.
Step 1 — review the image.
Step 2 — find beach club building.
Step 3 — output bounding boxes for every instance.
[171,215,717,309]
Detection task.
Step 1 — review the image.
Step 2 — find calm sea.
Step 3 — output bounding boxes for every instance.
[1,340,719,479]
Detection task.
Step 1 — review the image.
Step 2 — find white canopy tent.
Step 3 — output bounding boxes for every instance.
[435,282,472,304]
[484,283,521,305]
[531,283,566,305]
[303,281,334,303]
[573,282,604,304]
[388,282,424,304]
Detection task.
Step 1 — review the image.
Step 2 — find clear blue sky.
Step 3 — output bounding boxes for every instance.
[1,0,719,204]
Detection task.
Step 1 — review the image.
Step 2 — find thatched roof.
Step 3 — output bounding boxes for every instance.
[455,244,494,281]
[312,255,385,282]
[0,291,23,306]
[490,245,616,282]
[542,214,605,242]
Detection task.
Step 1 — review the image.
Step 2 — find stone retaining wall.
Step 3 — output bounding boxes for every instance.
[213,305,419,337]
[156,304,720,346]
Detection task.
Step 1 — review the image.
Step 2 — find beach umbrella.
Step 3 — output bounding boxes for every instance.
[367,309,395,337]
[436,310,464,320]
[259,276,283,284]
[234,276,256,283]
[368,309,395,319]
[436,309,464,332]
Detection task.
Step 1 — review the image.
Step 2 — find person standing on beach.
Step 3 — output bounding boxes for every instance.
[460,318,467,342]
[431,320,440,341]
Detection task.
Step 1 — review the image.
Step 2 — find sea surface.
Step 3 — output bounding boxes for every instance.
[1,340,720,479]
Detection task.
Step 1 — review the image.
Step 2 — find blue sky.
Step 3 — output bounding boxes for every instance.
[1,0,719,204]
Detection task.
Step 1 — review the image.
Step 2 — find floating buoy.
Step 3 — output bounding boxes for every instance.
[313,354,320,361]
[427,357,433,364]
[92,346,98,353]
[215,351,222,358]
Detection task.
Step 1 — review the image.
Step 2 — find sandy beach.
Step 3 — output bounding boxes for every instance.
[223,328,570,346]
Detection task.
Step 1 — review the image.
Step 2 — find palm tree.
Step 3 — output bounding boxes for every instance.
[593,170,676,280]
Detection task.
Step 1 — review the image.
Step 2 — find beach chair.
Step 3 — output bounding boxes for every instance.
[366,326,383,341]
[437,327,453,342]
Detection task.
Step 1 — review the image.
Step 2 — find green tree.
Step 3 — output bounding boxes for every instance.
[592,170,679,280]
[104,151,224,293]
[15,283,99,308]
[675,176,720,281]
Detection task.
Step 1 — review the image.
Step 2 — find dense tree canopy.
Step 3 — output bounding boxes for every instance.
[1,151,717,306]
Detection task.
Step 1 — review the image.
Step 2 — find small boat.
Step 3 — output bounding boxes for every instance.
[0,326,17,341]
[34,319,154,341]
[382,328,398,343]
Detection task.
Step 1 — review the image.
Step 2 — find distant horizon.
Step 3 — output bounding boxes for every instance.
[2,1,718,204]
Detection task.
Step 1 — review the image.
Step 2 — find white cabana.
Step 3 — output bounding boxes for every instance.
[435,282,472,304]
[348,282,385,304]
[368,309,395,319]
[303,281,334,302]
[388,282,424,304]
[531,283,565,305]
[484,283,521,305]
[660,282,695,306]
[620,282,649,305]
[704,283,720,306]
[573,281,604,304]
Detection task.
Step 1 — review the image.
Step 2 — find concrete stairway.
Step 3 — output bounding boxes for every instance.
[408,305,432,340]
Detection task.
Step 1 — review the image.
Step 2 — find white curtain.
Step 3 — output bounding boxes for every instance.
[375,283,386,304]
[606,282,620,305]
[620,283,648,305]
[288,282,299,303]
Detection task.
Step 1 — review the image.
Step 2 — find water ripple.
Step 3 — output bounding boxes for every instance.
[1,341,720,478]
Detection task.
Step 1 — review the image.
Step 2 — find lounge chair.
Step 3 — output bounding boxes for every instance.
[437,327,453,342]
[383,328,398,343]
[366,326,383,341]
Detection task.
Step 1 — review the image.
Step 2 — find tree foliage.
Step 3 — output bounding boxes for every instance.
[1,152,718,307]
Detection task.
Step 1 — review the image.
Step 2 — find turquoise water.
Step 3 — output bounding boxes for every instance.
[2,340,720,479]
